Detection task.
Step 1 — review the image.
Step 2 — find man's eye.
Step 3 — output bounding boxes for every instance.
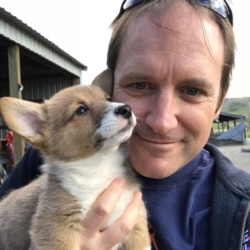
[186,88,199,96]
[75,106,89,115]
[133,82,146,89]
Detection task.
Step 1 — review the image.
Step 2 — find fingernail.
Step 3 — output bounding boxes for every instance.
[116,178,126,187]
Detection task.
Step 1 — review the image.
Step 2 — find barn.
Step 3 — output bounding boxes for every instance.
[0,7,87,170]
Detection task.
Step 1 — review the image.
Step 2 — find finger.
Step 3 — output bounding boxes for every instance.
[98,191,142,249]
[82,178,126,237]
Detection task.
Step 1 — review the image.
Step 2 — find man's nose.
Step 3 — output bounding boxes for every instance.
[145,91,178,135]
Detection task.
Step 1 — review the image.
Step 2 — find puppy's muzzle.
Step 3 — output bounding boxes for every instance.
[95,103,136,148]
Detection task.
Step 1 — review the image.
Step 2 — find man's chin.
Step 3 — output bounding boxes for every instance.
[128,134,188,178]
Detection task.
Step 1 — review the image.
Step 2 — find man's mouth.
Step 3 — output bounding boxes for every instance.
[133,132,178,145]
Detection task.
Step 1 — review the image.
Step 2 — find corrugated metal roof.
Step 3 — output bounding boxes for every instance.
[214,112,246,123]
[0,7,87,77]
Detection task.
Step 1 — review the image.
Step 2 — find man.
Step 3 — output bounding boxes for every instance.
[1,0,250,249]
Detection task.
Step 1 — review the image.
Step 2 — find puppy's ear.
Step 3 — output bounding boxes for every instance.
[0,97,46,148]
[91,69,113,97]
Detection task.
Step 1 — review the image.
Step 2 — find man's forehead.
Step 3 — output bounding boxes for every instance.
[122,2,224,64]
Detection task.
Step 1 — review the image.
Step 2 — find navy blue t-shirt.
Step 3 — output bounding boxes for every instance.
[140,149,215,250]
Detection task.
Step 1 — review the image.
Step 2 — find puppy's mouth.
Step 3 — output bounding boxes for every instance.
[95,118,135,148]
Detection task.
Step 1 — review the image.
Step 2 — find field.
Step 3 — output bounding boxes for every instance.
[222,97,250,120]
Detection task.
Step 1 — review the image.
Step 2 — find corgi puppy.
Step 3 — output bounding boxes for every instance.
[0,84,150,250]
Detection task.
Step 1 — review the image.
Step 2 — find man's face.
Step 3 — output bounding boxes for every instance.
[113,2,225,178]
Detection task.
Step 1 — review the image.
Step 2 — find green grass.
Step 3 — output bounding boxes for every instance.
[222,97,250,120]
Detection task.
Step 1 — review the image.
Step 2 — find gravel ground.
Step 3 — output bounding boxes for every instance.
[216,143,250,173]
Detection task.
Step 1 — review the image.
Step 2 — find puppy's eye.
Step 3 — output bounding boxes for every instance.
[75,106,89,115]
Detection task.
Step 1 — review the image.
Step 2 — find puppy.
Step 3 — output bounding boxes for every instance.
[0,84,150,250]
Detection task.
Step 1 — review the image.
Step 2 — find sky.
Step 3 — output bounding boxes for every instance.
[0,0,249,98]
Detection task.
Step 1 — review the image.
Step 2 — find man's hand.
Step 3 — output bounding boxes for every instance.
[80,178,142,250]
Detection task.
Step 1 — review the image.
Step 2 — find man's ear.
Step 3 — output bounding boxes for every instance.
[0,97,47,148]
[91,69,113,97]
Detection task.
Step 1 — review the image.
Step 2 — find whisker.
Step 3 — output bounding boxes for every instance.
[133,115,144,130]
[136,122,142,130]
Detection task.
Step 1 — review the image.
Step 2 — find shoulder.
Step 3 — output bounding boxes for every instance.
[206,144,250,249]
[15,146,43,176]
[0,146,43,199]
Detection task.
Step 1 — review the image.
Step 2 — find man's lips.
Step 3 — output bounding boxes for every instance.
[133,132,178,145]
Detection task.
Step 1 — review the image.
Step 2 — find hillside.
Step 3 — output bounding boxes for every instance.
[222,97,250,120]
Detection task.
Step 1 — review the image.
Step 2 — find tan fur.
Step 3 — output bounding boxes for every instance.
[0,82,150,250]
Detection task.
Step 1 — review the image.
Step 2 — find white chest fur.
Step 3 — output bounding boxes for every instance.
[42,147,139,228]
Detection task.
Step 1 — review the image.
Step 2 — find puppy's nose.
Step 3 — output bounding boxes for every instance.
[115,105,132,119]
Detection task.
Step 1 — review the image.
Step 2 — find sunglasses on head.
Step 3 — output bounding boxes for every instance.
[116,0,233,26]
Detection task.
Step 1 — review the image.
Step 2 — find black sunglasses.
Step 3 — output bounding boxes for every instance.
[116,0,233,26]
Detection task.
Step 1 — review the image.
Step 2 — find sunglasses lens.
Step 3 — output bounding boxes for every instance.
[123,0,145,10]
[199,0,227,18]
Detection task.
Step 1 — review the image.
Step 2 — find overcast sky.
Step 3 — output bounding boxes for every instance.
[0,0,249,98]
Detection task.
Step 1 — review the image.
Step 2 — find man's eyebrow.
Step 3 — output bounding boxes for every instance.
[120,72,151,80]
[182,78,213,88]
